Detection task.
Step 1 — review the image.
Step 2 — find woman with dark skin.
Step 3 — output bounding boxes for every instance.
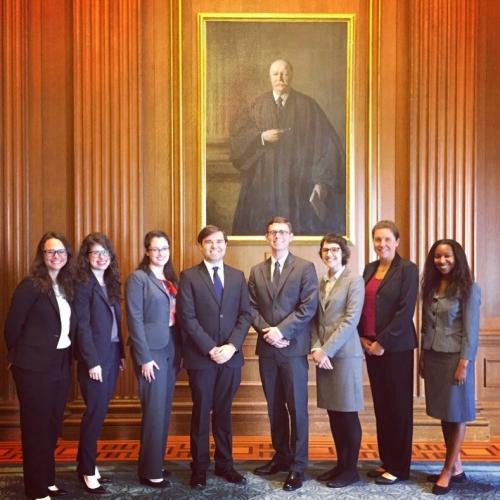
[419,239,480,495]
[4,232,75,500]
[74,233,126,494]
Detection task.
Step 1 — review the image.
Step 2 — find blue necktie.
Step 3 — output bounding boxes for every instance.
[213,266,223,302]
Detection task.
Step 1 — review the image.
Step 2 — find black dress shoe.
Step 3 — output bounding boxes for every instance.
[254,459,289,476]
[317,466,342,481]
[283,471,304,491]
[427,472,467,483]
[215,468,247,484]
[326,472,360,488]
[47,487,69,496]
[139,477,171,488]
[190,472,207,490]
[432,483,451,495]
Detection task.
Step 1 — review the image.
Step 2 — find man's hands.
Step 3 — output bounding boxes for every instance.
[209,344,237,364]
[263,326,290,348]
[262,129,286,143]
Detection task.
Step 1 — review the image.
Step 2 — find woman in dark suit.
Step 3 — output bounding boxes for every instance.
[125,230,179,489]
[358,220,418,485]
[74,233,125,494]
[4,232,75,500]
[312,234,365,489]
[420,239,480,495]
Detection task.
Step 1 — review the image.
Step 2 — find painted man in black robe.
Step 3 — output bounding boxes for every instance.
[230,59,346,236]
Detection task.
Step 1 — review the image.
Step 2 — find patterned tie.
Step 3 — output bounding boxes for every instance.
[213,266,223,302]
[276,96,284,116]
[273,261,281,293]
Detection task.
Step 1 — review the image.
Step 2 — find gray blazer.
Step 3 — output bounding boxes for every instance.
[421,282,481,360]
[125,269,174,365]
[311,267,365,359]
[249,253,318,357]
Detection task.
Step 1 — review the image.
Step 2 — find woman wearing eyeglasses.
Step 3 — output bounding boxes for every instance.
[4,232,75,500]
[74,233,125,494]
[312,234,365,489]
[125,230,179,488]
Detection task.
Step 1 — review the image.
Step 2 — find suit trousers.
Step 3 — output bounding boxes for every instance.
[365,349,414,479]
[187,364,241,473]
[135,343,176,478]
[327,410,362,477]
[77,343,121,475]
[259,352,309,472]
[11,348,70,498]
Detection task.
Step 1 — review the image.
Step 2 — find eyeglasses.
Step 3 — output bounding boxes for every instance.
[44,249,67,257]
[321,247,342,254]
[88,249,110,258]
[149,247,170,254]
[267,230,289,237]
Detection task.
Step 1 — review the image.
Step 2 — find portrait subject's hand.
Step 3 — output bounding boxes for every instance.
[141,360,160,382]
[367,341,385,356]
[89,365,103,382]
[312,183,327,200]
[262,129,285,143]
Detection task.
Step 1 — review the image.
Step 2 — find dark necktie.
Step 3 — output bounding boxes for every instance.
[213,266,223,302]
[273,261,281,292]
[276,96,284,116]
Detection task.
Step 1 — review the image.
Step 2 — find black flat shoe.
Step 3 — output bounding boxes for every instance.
[375,473,400,485]
[326,474,360,488]
[283,471,304,491]
[215,468,247,485]
[427,472,467,483]
[317,466,342,482]
[47,487,69,497]
[432,483,451,495]
[254,459,289,476]
[139,477,171,488]
[190,472,207,490]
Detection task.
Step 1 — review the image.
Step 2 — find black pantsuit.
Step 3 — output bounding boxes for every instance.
[366,350,414,479]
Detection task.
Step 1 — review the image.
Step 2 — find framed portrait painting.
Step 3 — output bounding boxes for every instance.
[199,13,354,241]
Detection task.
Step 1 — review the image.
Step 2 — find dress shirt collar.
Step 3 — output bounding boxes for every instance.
[273,91,289,105]
[204,260,224,285]
[322,265,345,284]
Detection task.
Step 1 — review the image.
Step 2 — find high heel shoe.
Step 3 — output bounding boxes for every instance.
[77,472,106,495]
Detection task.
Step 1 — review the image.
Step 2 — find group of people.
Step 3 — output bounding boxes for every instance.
[4,217,480,499]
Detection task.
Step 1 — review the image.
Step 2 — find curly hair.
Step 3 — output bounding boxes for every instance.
[30,231,75,299]
[77,232,121,303]
[421,239,473,306]
[138,230,178,285]
[319,233,351,266]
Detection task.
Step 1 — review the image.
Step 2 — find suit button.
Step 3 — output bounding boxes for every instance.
[219,314,223,318]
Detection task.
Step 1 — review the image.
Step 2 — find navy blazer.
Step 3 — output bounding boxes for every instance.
[4,277,76,371]
[358,253,418,352]
[125,269,177,366]
[249,253,318,357]
[178,262,252,370]
[74,273,125,369]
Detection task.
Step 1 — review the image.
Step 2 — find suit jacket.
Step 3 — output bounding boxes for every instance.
[178,262,252,370]
[311,267,364,359]
[249,253,318,357]
[125,269,176,366]
[421,282,480,360]
[74,273,125,369]
[358,253,418,352]
[4,277,76,371]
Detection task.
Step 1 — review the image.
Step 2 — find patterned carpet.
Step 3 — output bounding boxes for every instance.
[1,436,500,464]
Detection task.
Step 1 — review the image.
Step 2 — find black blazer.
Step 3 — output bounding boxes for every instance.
[4,277,76,371]
[248,253,319,357]
[178,262,252,370]
[358,253,418,352]
[74,274,125,369]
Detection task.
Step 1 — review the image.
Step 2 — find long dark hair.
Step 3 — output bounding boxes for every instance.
[421,239,473,305]
[77,232,121,303]
[30,231,74,299]
[138,230,178,285]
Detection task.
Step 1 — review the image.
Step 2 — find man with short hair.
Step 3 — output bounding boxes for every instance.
[249,216,318,491]
[178,225,252,490]
[230,59,345,235]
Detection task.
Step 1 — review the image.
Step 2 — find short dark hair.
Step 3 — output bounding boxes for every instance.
[319,233,351,266]
[371,220,400,240]
[266,216,293,234]
[421,239,473,306]
[138,230,178,285]
[197,225,228,245]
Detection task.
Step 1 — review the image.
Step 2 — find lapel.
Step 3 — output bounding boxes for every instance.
[275,253,295,296]
[260,258,274,299]
[377,253,401,294]
[322,267,348,310]
[47,287,60,315]
[147,270,169,298]
[197,262,220,304]
[91,273,114,314]
[220,265,235,310]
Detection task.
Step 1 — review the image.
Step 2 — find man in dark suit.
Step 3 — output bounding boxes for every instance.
[248,216,318,491]
[178,225,252,490]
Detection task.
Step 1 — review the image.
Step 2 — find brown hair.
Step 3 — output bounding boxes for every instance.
[197,225,228,244]
[319,233,351,266]
[371,220,400,240]
[266,216,293,234]
[138,230,178,285]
